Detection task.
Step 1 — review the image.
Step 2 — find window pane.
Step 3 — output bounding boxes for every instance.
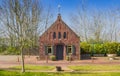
[53,32,56,39]
[67,46,72,54]
[58,32,61,39]
[48,48,51,53]
[48,46,52,54]
[68,48,72,53]
[63,32,66,39]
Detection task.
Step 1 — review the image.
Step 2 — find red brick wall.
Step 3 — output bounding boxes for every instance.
[39,15,80,60]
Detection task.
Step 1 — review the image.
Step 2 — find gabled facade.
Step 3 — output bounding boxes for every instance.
[39,14,80,60]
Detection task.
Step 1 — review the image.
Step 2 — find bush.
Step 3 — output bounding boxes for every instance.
[66,55,72,61]
[80,42,90,54]
[50,55,56,61]
[104,42,118,54]
[94,44,106,54]
[80,42,120,55]
[0,45,7,53]
[66,56,69,61]
[117,44,120,56]
[3,46,20,55]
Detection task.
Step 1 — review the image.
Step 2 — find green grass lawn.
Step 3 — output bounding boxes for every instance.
[0,70,120,76]
[1,64,120,76]
[68,65,120,71]
[9,65,55,71]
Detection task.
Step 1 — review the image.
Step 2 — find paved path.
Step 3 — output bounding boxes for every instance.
[1,55,120,72]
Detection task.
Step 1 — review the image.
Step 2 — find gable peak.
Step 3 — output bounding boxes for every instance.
[57,13,62,21]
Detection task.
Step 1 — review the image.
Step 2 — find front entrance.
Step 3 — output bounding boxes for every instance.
[56,45,64,60]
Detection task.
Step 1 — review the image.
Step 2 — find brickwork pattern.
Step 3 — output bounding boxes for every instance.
[39,14,80,60]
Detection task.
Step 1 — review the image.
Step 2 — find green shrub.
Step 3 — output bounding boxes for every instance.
[3,46,20,55]
[0,45,7,53]
[80,42,120,55]
[117,44,120,56]
[66,55,72,61]
[104,42,118,54]
[50,55,56,61]
[66,56,69,61]
[80,42,90,54]
[89,44,94,56]
[94,44,105,54]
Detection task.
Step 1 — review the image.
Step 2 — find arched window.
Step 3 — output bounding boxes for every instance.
[63,32,66,39]
[58,32,61,39]
[53,32,56,39]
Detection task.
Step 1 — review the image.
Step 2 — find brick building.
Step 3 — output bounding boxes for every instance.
[39,14,80,60]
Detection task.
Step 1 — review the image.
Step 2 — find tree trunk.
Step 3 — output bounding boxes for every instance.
[21,46,25,72]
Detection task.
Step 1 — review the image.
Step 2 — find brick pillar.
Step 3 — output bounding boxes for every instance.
[64,45,66,60]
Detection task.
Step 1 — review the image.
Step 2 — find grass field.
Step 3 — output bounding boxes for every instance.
[9,65,55,71]
[68,65,120,71]
[1,64,120,76]
[0,70,120,76]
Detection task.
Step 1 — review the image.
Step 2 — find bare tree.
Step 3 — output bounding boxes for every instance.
[71,0,90,42]
[0,0,42,72]
[90,10,106,43]
[107,9,120,42]
[71,0,120,43]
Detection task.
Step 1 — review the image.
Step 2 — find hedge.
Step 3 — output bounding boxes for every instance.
[80,42,120,56]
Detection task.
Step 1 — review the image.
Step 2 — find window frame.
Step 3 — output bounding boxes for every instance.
[66,45,76,55]
[45,45,54,55]
[58,32,61,39]
[47,46,52,54]
[63,32,67,39]
[67,45,72,55]
[53,32,56,39]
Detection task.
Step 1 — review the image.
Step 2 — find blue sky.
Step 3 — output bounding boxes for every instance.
[0,0,120,40]
[41,0,120,25]
[0,0,119,24]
